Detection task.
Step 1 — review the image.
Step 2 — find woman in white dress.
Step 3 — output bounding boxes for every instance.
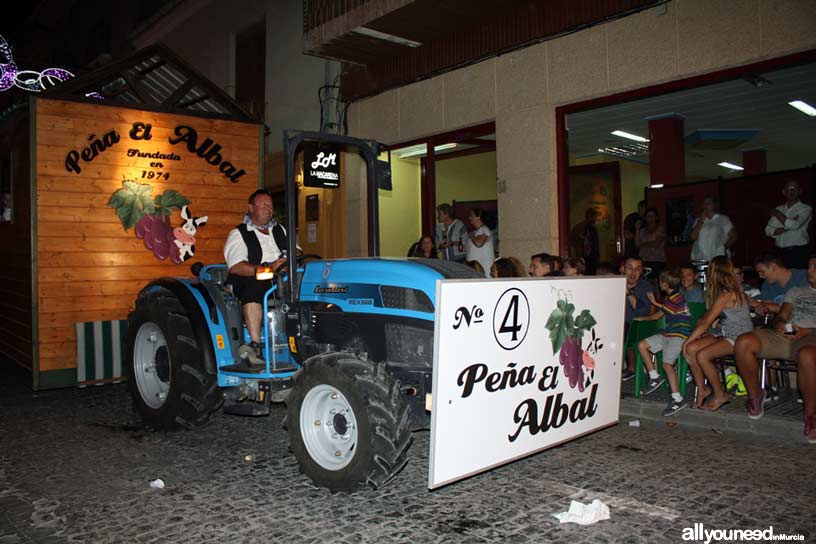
[465,208,495,278]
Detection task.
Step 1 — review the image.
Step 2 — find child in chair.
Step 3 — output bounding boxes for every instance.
[637,268,692,415]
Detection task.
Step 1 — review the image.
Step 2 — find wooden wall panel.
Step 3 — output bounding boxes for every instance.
[35,98,262,373]
[37,206,241,225]
[0,111,33,372]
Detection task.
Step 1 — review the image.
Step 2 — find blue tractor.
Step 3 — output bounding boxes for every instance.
[126,131,481,492]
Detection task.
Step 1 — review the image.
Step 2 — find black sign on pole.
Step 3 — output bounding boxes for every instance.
[303,144,341,189]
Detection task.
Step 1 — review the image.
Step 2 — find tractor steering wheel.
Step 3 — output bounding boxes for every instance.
[275,253,323,276]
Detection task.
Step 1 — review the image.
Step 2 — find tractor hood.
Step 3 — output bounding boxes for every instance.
[298,258,482,320]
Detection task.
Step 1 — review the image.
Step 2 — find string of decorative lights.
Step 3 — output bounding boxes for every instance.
[0,34,76,93]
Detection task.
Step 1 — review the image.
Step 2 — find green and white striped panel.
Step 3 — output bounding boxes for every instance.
[74,320,128,386]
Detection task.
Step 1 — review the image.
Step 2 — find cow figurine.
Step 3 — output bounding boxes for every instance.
[173,205,208,262]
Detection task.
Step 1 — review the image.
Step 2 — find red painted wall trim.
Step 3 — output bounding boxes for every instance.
[385,122,496,151]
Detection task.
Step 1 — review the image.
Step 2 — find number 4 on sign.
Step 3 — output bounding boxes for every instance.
[499,295,522,341]
[493,288,530,351]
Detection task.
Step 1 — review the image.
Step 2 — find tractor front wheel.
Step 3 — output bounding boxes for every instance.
[286,353,413,492]
[127,287,222,430]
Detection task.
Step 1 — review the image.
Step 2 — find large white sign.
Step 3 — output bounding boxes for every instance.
[429,277,626,489]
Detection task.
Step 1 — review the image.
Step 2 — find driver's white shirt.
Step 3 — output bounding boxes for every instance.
[223,224,286,269]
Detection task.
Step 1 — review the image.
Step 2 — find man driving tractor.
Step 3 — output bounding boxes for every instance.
[223,189,293,366]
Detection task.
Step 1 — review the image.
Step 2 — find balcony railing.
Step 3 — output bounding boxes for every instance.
[303,0,369,33]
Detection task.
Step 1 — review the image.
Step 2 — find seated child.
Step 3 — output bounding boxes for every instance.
[679,264,705,304]
[636,268,693,415]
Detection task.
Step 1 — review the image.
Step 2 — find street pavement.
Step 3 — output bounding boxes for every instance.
[1,365,814,544]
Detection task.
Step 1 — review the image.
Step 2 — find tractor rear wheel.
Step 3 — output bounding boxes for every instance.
[286,353,413,492]
[127,287,222,430]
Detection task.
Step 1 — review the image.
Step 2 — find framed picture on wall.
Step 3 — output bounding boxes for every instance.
[305,194,319,221]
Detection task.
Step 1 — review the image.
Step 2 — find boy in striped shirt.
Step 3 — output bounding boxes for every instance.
[637,268,693,415]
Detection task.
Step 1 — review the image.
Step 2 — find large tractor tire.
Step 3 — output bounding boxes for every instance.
[286,353,413,492]
[127,287,223,430]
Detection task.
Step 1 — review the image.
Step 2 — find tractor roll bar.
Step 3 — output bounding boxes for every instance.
[283,130,387,303]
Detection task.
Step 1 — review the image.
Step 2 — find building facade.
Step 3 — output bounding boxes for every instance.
[339,0,816,261]
[132,0,338,156]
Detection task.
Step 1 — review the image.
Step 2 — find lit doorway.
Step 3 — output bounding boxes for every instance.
[378,122,496,258]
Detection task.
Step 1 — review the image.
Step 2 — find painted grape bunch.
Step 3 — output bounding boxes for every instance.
[134,213,181,263]
[544,297,602,392]
[107,180,190,263]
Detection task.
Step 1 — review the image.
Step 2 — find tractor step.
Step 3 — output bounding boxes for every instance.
[222,401,270,416]
[219,362,299,374]
[220,362,267,374]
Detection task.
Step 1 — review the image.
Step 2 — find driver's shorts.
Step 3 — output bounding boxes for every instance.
[228,275,273,305]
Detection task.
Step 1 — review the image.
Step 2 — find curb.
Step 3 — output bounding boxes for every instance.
[619,397,806,443]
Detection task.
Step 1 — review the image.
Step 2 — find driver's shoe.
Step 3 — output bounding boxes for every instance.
[238,342,265,367]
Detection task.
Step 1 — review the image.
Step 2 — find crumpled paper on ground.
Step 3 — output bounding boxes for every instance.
[552,499,610,525]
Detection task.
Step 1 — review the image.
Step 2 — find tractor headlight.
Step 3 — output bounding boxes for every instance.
[255,266,274,280]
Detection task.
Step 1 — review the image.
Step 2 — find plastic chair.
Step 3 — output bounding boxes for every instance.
[674,302,707,397]
[627,316,666,398]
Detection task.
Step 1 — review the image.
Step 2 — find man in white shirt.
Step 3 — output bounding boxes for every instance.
[765,179,812,269]
[690,197,736,262]
[435,203,467,262]
[224,189,289,365]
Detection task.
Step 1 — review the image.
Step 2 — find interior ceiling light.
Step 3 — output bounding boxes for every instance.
[718,162,744,171]
[788,100,816,117]
[650,184,665,189]
[398,143,456,159]
[597,142,649,158]
[611,130,649,143]
[352,27,422,48]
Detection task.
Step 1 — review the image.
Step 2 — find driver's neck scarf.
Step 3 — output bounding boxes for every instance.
[243,212,277,231]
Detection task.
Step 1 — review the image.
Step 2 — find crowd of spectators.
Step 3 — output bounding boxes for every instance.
[626,251,816,442]
[415,193,815,442]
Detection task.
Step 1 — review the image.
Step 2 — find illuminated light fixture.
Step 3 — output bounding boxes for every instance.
[611,130,649,143]
[597,141,649,158]
[0,34,75,92]
[398,143,457,159]
[788,100,816,117]
[351,27,422,48]
[718,162,744,171]
[255,267,274,281]
[650,184,665,189]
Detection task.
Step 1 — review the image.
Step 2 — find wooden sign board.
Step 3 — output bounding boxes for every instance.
[34,98,261,377]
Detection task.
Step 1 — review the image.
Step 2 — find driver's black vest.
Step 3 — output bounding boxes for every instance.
[227,223,288,292]
[235,222,288,265]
